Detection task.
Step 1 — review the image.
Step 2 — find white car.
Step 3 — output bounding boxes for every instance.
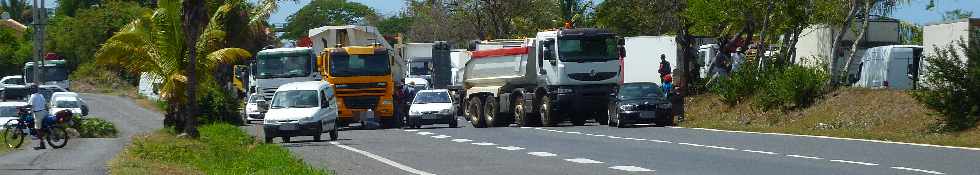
[50,96,87,117]
[0,75,28,101]
[0,102,28,129]
[406,89,457,128]
[243,93,265,123]
[262,81,339,143]
[51,92,88,116]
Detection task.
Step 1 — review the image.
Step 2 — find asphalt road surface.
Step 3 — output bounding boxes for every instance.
[0,94,162,175]
[247,118,980,175]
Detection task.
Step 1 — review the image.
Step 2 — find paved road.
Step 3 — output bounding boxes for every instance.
[247,118,980,175]
[0,94,162,175]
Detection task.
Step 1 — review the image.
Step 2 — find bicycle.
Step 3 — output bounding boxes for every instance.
[1,106,70,149]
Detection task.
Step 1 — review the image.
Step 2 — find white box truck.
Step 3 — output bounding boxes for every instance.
[462,28,621,127]
[623,36,681,84]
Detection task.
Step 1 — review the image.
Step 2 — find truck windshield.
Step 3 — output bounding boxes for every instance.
[24,66,69,82]
[558,37,619,62]
[330,54,390,77]
[413,91,450,104]
[618,83,664,100]
[409,60,430,76]
[255,53,311,79]
[270,90,319,109]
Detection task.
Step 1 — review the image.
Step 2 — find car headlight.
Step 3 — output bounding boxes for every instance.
[382,99,393,105]
[300,116,316,122]
[555,88,573,94]
[440,109,451,114]
[619,104,637,111]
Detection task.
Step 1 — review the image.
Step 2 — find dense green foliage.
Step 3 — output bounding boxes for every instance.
[46,1,149,70]
[711,61,828,111]
[196,87,243,125]
[0,27,31,76]
[595,0,682,36]
[282,0,377,39]
[122,123,328,174]
[75,116,119,138]
[914,36,980,132]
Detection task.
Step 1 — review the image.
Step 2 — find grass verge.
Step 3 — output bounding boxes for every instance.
[109,123,330,175]
[682,88,980,148]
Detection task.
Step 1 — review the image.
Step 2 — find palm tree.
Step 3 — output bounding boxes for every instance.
[95,0,252,135]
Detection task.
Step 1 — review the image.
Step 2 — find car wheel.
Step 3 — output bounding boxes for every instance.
[329,128,339,141]
[615,114,628,128]
[282,137,290,143]
[539,95,557,127]
[313,121,323,141]
[467,97,487,128]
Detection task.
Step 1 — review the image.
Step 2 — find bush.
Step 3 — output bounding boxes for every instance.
[756,65,829,111]
[120,123,328,174]
[914,37,980,132]
[711,62,764,106]
[196,87,243,125]
[75,116,119,138]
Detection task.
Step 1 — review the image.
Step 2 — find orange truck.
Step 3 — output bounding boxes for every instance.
[310,26,404,128]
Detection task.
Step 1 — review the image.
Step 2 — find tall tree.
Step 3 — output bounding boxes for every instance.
[600,0,683,36]
[281,0,377,39]
[1,0,30,24]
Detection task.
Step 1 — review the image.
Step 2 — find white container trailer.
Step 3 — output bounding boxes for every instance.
[623,36,680,84]
[852,45,923,90]
[401,43,434,80]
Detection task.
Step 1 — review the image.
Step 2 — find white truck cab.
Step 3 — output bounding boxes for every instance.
[262,81,339,143]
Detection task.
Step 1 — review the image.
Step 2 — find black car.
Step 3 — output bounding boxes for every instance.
[607,82,673,128]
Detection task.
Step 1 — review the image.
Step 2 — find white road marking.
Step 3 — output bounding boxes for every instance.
[632,138,648,141]
[520,127,532,129]
[564,158,604,164]
[417,132,435,135]
[609,166,654,172]
[786,155,824,160]
[891,167,945,174]
[472,142,497,146]
[528,152,557,157]
[583,133,596,136]
[829,159,879,166]
[329,142,436,175]
[703,145,738,150]
[497,146,525,151]
[593,134,607,137]
[668,126,980,151]
[741,150,779,155]
[678,143,705,147]
[608,136,622,139]
[649,139,673,143]
[451,139,472,143]
[431,135,451,139]
[621,137,638,140]
[565,131,582,134]
[404,129,419,132]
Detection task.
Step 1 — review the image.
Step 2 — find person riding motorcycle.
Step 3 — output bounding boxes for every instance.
[26,84,47,150]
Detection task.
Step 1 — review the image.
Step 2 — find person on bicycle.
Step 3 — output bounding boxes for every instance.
[26,84,47,150]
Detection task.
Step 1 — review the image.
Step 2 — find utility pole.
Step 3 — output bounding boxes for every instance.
[31,0,46,86]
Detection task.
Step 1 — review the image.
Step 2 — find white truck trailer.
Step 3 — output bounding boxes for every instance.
[462,28,621,127]
[622,36,682,84]
[400,43,434,82]
[852,45,924,90]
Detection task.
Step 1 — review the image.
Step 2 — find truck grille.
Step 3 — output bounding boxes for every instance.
[335,83,386,89]
[343,96,380,109]
[568,72,617,81]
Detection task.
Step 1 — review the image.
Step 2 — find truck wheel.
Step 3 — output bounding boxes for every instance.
[514,97,532,127]
[484,97,505,127]
[539,95,557,127]
[467,97,487,128]
[606,104,617,127]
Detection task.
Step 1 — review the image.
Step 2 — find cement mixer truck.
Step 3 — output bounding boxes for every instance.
[462,28,621,127]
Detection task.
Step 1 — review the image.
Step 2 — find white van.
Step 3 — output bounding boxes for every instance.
[262,81,339,143]
[852,45,924,90]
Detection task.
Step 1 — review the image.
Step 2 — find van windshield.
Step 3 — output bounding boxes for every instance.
[271,90,319,109]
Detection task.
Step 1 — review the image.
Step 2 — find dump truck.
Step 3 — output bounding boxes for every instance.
[462,28,621,127]
[310,25,404,128]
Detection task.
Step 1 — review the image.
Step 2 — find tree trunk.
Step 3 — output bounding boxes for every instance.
[842,0,873,85]
[756,0,775,70]
[182,0,207,137]
[829,0,859,86]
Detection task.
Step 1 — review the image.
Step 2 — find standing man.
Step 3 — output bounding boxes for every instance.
[658,54,671,85]
[27,85,47,150]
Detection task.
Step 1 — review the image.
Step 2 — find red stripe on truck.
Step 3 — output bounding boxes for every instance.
[471,47,529,59]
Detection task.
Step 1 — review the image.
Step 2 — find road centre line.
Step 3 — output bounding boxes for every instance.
[741,150,779,155]
[497,146,525,151]
[404,129,419,132]
[451,139,472,143]
[829,159,879,166]
[431,135,451,139]
[472,142,498,146]
[417,132,435,135]
[702,145,738,150]
[528,152,557,157]
[329,142,436,175]
[668,126,980,151]
[678,143,705,147]
[786,154,824,160]
[891,167,945,174]
[564,158,604,164]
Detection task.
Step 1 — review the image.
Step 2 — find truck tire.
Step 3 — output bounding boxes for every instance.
[484,97,507,127]
[467,97,487,128]
[539,95,558,127]
[607,105,619,127]
[513,97,534,127]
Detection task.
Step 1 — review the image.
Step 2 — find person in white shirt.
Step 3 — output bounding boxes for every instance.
[26,85,47,149]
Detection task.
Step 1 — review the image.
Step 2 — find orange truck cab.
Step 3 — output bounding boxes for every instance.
[317,45,401,127]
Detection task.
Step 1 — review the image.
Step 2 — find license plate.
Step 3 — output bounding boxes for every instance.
[424,115,442,120]
[639,111,658,119]
[280,124,298,130]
